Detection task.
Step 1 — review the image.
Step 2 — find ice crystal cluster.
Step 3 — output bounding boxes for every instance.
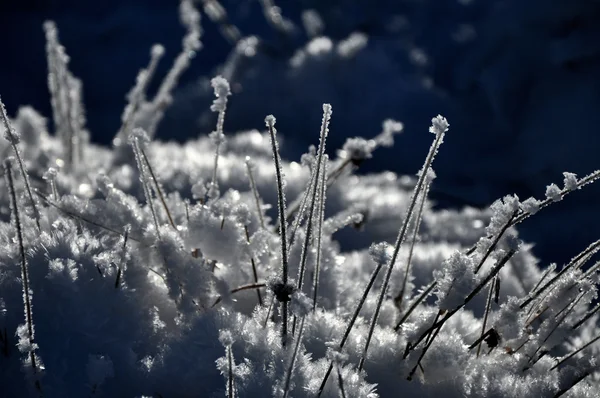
[0,1,599,397]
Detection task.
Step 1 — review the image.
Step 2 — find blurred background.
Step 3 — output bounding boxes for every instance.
[1,0,599,265]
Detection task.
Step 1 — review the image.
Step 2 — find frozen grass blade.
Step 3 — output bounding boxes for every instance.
[394,281,437,331]
[245,157,266,229]
[209,76,231,198]
[476,276,497,356]
[552,371,590,398]
[211,283,266,308]
[520,238,600,309]
[410,248,517,354]
[130,131,161,238]
[1,98,41,232]
[114,44,164,147]
[317,244,389,395]
[266,115,291,346]
[139,144,177,229]
[4,159,42,394]
[551,334,600,371]
[244,225,263,306]
[358,115,448,368]
[311,155,329,311]
[297,104,332,290]
[396,173,432,309]
[282,316,305,398]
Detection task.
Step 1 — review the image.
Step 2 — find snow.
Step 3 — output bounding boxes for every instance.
[0,0,599,396]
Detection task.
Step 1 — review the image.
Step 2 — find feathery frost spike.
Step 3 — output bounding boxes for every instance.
[266,114,291,346]
[144,0,202,138]
[359,114,448,370]
[210,75,231,113]
[4,159,42,392]
[209,75,230,199]
[297,104,332,291]
[0,98,41,231]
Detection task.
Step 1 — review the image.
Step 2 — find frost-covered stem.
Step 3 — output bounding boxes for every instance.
[115,227,129,288]
[297,105,332,289]
[211,283,266,308]
[581,260,600,281]
[282,316,305,398]
[0,99,41,232]
[139,146,176,229]
[49,177,58,201]
[527,291,584,368]
[325,158,352,188]
[466,170,600,257]
[210,115,226,196]
[244,225,263,306]
[317,260,386,395]
[407,323,443,381]
[289,171,318,291]
[245,157,266,229]
[288,169,315,247]
[396,179,430,309]
[336,365,346,398]
[227,345,234,398]
[476,277,497,357]
[410,249,516,353]
[36,189,143,242]
[4,160,41,391]
[552,371,590,398]
[184,199,190,225]
[571,300,600,330]
[359,116,447,368]
[474,209,518,274]
[551,334,600,371]
[513,171,600,228]
[394,281,437,331]
[131,137,161,238]
[264,295,275,328]
[530,263,556,297]
[311,156,329,311]
[115,45,164,145]
[283,157,351,231]
[519,239,600,309]
[569,239,600,270]
[266,115,290,345]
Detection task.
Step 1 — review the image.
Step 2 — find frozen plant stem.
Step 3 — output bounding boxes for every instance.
[139,146,176,229]
[211,283,266,308]
[209,76,231,198]
[311,155,329,311]
[520,238,600,309]
[115,226,130,288]
[297,104,331,291]
[245,225,263,305]
[317,251,388,395]
[245,157,266,229]
[227,345,234,398]
[476,276,497,356]
[0,98,41,231]
[130,134,161,238]
[394,281,437,331]
[266,114,290,346]
[411,249,517,354]
[359,116,448,368]
[282,316,305,398]
[396,177,431,309]
[4,159,42,393]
